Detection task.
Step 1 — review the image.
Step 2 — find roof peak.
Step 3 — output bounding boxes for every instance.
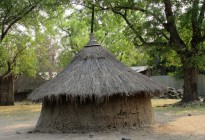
[85,33,100,47]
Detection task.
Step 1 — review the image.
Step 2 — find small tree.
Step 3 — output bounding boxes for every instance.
[0,33,38,105]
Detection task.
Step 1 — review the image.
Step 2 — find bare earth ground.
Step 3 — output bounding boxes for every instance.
[0,99,205,140]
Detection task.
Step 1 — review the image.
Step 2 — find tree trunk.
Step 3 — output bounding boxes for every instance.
[182,66,199,102]
[0,75,14,106]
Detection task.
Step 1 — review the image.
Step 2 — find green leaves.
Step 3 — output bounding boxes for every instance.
[0,0,71,77]
[6,0,205,78]
[57,6,148,68]
[17,48,38,77]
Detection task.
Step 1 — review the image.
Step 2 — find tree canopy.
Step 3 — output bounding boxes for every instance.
[1,0,205,103]
[83,0,205,102]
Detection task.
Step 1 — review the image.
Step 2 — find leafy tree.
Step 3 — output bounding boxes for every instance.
[57,5,148,69]
[88,0,205,102]
[0,0,73,105]
[0,33,38,77]
[0,0,41,43]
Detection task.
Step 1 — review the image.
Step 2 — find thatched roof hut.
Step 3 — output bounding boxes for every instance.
[28,34,166,133]
[15,75,46,101]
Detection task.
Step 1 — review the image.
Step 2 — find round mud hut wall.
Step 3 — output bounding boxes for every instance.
[35,94,153,133]
[29,34,166,133]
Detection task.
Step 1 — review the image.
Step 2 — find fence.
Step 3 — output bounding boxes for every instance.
[151,74,205,97]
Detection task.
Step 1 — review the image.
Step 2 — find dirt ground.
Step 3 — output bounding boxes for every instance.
[0,99,205,140]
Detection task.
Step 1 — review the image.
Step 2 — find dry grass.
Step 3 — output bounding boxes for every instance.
[152,99,205,114]
[0,99,204,117]
[0,101,41,117]
[1,99,205,140]
[152,99,180,107]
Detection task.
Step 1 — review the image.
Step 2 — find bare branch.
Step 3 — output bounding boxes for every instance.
[1,45,27,77]
[59,27,72,36]
[110,6,169,48]
[198,0,205,26]
[111,8,146,44]
[114,6,165,26]
[159,30,169,41]
[202,34,205,41]
[191,0,201,38]
[100,32,109,44]
[10,47,27,66]
[0,1,40,43]
[196,0,205,41]
[163,0,186,50]
[2,61,12,77]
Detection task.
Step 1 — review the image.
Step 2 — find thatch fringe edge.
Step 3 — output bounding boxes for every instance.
[28,88,166,104]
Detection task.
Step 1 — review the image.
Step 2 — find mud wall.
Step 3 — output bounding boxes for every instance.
[35,95,153,133]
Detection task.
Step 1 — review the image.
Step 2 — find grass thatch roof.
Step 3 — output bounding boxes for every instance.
[28,34,166,102]
[15,74,46,93]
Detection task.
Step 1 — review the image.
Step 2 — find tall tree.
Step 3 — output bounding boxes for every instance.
[90,0,205,102]
[0,32,38,105]
[0,0,71,105]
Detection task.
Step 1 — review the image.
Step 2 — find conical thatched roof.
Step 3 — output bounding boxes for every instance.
[28,34,166,102]
[15,74,46,93]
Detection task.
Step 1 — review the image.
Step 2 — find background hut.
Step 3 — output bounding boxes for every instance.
[28,34,166,133]
[0,75,14,106]
[15,75,46,101]
[131,66,150,76]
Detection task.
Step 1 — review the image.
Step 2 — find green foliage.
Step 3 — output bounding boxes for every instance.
[57,9,90,68]
[0,0,71,77]
[0,32,39,77]
[17,48,38,77]
[57,6,148,68]
[95,0,205,75]
[0,47,8,74]
[5,0,201,78]
[94,11,139,65]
